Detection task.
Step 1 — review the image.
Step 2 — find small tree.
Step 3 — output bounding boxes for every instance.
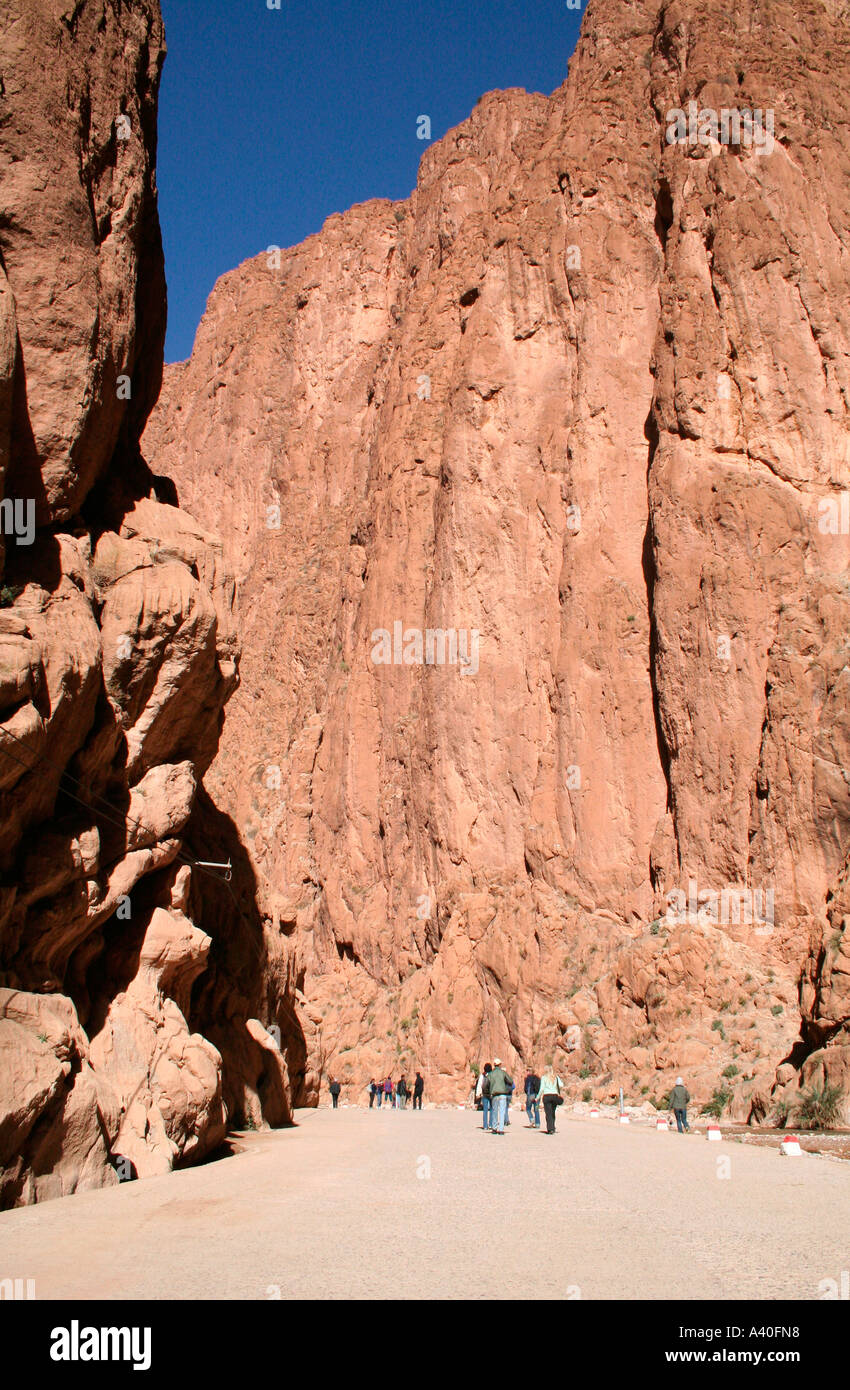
[701,1086,732,1118]
[797,1083,843,1131]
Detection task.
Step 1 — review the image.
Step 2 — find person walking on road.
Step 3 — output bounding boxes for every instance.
[329,1078,341,1109]
[669,1077,691,1132]
[368,1079,377,1109]
[505,1073,515,1125]
[488,1059,512,1134]
[413,1072,424,1110]
[524,1070,541,1128]
[479,1063,493,1131]
[536,1066,563,1134]
[397,1076,408,1109]
[383,1076,393,1108]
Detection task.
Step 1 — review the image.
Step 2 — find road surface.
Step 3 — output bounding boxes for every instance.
[0,1106,845,1300]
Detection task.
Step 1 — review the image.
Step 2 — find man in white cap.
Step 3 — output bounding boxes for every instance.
[487,1058,511,1134]
[669,1076,691,1132]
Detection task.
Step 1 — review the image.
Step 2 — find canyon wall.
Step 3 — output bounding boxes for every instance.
[2,0,848,1213]
[0,0,296,1208]
[146,0,850,1117]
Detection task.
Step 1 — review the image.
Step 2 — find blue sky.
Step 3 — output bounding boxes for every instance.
[158,0,583,361]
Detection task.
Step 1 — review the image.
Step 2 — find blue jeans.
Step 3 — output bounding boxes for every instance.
[526,1096,540,1126]
[482,1096,491,1129]
[376,1091,382,1107]
[674,1108,688,1132]
[492,1095,507,1131]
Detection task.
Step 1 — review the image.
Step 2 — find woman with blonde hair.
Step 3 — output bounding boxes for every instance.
[536,1061,564,1134]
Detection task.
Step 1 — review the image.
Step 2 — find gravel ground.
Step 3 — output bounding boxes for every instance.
[0,1105,846,1300]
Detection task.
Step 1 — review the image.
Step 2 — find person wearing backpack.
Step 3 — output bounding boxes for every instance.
[536,1066,563,1134]
[524,1070,541,1128]
[488,1059,512,1134]
[479,1062,493,1131]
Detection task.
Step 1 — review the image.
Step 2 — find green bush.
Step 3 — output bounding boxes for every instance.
[797,1083,843,1131]
[771,1004,783,1016]
[701,1087,732,1118]
[582,1088,592,1103]
[722,1064,739,1079]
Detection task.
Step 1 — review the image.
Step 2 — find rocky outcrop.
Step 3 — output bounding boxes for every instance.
[146,0,850,1118]
[0,0,288,1208]
[1,0,166,524]
[0,989,118,1206]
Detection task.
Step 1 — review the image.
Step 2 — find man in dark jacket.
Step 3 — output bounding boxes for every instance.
[669,1077,691,1132]
[413,1072,424,1109]
[524,1071,541,1128]
[329,1078,341,1109]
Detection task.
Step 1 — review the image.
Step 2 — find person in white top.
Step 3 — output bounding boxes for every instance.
[536,1067,563,1134]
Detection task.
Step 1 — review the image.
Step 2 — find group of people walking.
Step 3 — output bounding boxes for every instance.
[331,1065,693,1131]
[369,1074,424,1109]
[326,1074,425,1108]
[475,1060,564,1134]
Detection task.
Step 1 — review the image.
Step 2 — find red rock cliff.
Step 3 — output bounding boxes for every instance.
[145,0,850,1118]
[0,0,294,1207]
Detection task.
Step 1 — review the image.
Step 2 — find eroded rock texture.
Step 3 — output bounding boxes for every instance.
[146,0,850,1116]
[0,0,292,1208]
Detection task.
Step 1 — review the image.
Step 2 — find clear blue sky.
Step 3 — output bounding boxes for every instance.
[158,0,583,361]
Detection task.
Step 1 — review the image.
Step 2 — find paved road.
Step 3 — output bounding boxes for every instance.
[0,1107,846,1300]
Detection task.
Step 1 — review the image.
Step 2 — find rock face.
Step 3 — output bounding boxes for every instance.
[145,0,850,1119]
[0,0,293,1208]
